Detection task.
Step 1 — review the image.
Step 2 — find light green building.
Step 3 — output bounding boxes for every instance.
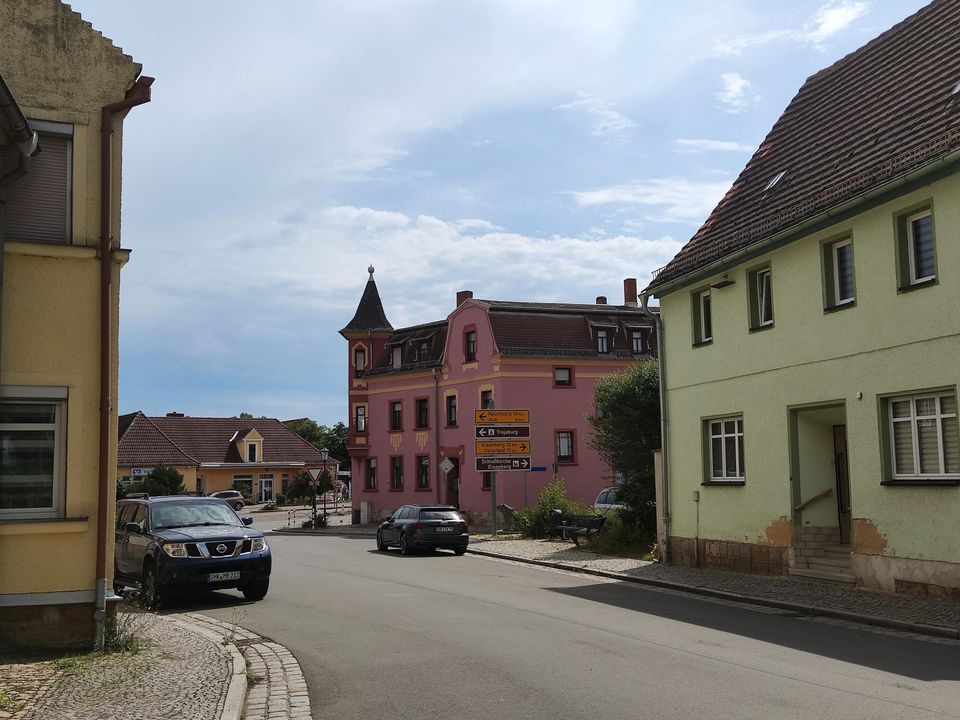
[642,0,959,598]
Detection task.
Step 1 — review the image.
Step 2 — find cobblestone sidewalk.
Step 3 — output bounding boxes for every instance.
[469,537,960,638]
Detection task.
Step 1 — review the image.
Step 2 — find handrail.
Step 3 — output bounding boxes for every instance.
[794,487,832,513]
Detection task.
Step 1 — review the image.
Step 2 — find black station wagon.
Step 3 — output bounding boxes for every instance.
[376,504,469,555]
[114,495,271,607]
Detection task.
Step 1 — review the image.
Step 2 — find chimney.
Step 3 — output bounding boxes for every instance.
[623,278,638,307]
[166,411,185,417]
[456,290,473,307]
[596,296,607,305]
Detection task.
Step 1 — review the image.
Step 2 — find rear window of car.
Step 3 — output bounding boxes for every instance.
[597,491,610,505]
[419,510,462,521]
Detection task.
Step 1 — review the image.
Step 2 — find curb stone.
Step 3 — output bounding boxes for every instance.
[168,616,247,720]
[466,547,960,641]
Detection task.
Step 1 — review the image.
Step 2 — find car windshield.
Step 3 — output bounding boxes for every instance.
[419,510,462,521]
[152,502,241,530]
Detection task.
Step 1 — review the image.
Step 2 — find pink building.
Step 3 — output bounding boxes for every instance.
[340,267,656,524]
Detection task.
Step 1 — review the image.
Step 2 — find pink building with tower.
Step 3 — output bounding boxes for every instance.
[340,267,657,524]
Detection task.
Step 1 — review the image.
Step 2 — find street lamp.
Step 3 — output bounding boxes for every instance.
[319,447,330,524]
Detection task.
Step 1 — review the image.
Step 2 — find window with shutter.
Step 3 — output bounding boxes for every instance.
[887,392,959,480]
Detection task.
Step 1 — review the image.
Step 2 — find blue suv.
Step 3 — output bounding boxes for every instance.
[114,495,271,608]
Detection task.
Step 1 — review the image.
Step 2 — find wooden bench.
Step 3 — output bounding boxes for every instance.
[550,514,606,547]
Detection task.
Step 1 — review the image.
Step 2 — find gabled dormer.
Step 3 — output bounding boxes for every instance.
[231,428,263,463]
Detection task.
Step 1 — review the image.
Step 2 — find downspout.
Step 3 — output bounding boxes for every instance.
[95,76,152,649]
[434,368,441,504]
[639,292,669,564]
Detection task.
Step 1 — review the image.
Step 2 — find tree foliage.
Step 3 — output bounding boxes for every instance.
[118,464,186,499]
[588,360,661,536]
[284,418,349,466]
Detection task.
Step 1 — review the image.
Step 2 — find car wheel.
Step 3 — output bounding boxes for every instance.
[141,563,163,610]
[399,532,411,555]
[241,579,269,601]
[376,530,388,551]
[234,501,244,511]
[453,546,467,556]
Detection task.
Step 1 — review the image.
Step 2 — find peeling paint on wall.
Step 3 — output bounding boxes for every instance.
[853,518,889,555]
[759,516,792,547]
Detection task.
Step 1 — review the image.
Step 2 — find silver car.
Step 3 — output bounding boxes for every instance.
[594,487,627,514]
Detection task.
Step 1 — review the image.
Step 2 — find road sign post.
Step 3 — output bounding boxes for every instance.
[474,410,532,536]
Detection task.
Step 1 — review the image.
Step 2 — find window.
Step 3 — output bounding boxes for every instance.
[748,266,773,329]
[0,388,67,519]
[481,390,494,410]
[554,367,572,387]
[693,289,712,344]
[415,398,429,429]
[482,472,493,490]
[445,395,457,426]
[556,431,575,464]
[907,210,935,285]
[354,347,366,374]
[247,443,257,462]
[418,341,429,361]
[887,393,959,480]
[707,417,745,482]
[355,405,367,433]
[0,121,73,244]
[232,475,253,495]
[416,456,430,489]
[465,330,477,362]
[391,456,404,490]
[390,401,402,431]
[631,331,645,354]
[365,458,378,490]
[596,329,609,353]
[392,346,402,369]
[823,238,855,308]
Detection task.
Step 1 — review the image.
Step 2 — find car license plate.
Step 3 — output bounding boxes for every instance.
[208,571,241,582]
[435,527,453,532]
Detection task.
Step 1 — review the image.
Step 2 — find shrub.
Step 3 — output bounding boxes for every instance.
[261,501,279,512]
[300,515,328,529]
[274,494,286,507]
[585,511,653,556]
[515,477,595,538]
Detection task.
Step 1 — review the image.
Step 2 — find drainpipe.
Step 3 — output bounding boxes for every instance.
[639,292,669,564]
[95,76,152,649]
[433,368,441,504]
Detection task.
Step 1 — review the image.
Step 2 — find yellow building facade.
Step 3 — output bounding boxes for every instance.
[0,1,150,648]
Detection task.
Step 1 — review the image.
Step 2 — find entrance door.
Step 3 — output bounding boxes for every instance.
[446,458,460,508]
[259,477,274,503]
[833,425,851,544]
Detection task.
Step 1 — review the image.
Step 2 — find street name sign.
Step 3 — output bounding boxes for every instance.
[474,409,530,424]
[475,440,531,455]
[476,457,532,472]
[475,425,530,439]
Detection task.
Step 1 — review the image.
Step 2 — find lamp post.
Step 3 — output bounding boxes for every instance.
[319,447,330,524]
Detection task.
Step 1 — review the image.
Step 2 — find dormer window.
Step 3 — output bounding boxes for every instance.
[418,341,429,360]
[596,329,609,353]
[464,330,477,362]
[392,346,402,369]
[247,442,257,462]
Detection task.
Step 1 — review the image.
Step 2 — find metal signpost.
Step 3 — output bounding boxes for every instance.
[307,467,322,527]
[474,409,531,535]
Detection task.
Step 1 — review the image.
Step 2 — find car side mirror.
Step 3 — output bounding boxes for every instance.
[242,517,253,526]
[124,522,142,534]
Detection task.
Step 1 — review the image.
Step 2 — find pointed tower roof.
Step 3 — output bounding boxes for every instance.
[340,265,393,335]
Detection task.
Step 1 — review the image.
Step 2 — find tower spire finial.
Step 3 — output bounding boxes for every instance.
[368,264,375,279]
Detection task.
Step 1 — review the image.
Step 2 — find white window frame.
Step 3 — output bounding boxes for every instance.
[391,346,402,369]
[906,209,935,285]
[831,238,855,305]
[247,442,257,462]
[556,430,575,463]
[756,269,773,327]
[631,331,644,354]
[554,367,572,387]
[354,347,366,372]
[596,329,609,353]
[0,386,68,520]
[888,392,959,480]
[697,290,712,342]
[355,405,367,433]
[708,416,745,482]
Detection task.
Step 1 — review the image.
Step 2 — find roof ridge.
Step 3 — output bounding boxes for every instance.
[140,413,200,465]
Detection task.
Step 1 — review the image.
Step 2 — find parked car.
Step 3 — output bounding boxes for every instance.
[114,495,271,608]
[594,487,627,514]
[377,505,469,555]
[210,489,246,511]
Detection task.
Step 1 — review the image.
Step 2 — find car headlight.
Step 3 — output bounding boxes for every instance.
[251,538,267,552]
[162,543,188,558]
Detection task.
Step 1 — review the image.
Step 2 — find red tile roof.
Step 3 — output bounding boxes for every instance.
[646,0,960,293]
[117,412,197,467]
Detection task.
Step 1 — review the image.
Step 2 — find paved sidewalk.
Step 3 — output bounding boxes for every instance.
[469,536,960,639]
[0,611,312,720]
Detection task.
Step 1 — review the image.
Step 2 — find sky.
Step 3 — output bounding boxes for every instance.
[67,0,928,426]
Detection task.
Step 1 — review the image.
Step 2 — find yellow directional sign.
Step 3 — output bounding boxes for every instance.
[475,440,531,455]
[474,409,530,424]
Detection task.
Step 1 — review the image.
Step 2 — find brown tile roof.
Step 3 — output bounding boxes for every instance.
[118,414,331,467]
[117,412,198,467]
[646,0,960,293]
[367,320,448,375]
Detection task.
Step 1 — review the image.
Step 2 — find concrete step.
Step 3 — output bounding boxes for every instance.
[806,554,852,569]
[823,545,852,560]
[788,566,856,586]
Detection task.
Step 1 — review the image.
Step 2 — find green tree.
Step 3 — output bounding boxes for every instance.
[285,418,349,466]
[138,465,186,496]
[588,360,661,536]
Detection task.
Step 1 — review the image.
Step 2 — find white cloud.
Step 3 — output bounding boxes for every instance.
[568,177,732,224]
[714,1,870,55]
[715,72,760,114]
[675,138,755,153]
[556,92,639,139]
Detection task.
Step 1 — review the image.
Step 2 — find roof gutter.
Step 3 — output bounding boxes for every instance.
[646,147,960,298]
[96,75,152,650]
[638,293,669,564]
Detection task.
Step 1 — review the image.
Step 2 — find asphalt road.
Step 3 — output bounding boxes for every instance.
[181,534,960,720]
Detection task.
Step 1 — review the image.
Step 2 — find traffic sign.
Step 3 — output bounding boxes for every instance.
[438,457,454,474]
[476,456,532,472]
[307,468,322,482]
[475,440,531,455]
[474,409,530,424]
[475,425,530,439]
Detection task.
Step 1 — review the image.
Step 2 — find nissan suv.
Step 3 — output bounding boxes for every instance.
[376,505,469,555]
[114,495,271,608]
